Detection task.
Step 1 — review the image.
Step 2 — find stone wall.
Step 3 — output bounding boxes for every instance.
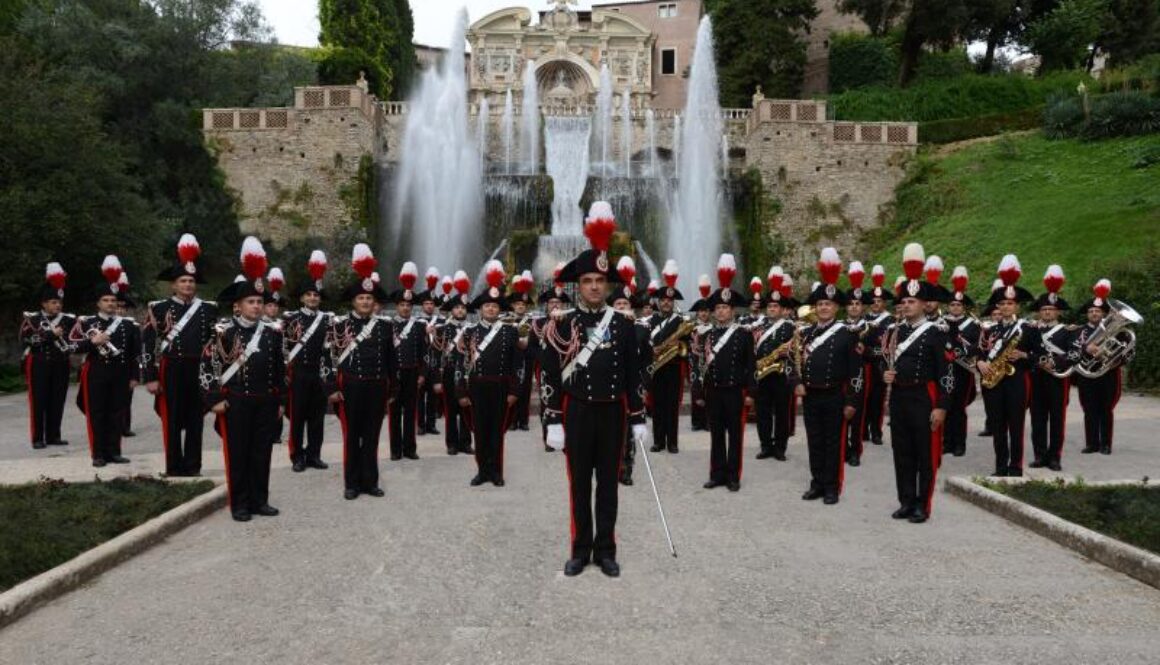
[202,86,380,247]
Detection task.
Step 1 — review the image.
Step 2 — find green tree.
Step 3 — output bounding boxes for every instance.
[704,0,820,105]
[318,0,414,99]
[1093,0,1160,67]
[896,0,971,87]
[838,0,908,36]
[1026,0,1107,72]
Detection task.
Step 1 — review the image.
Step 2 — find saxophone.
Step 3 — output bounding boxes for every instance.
[981,331,1022,389]
[755,338,794,380]
[646,319,696,377]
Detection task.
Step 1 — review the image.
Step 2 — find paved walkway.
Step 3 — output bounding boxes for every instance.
[1,387,1159,663]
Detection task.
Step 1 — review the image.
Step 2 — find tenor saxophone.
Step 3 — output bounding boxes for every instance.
[981,332,1022,389]
[755,338,794,380]
[646,319,696,376]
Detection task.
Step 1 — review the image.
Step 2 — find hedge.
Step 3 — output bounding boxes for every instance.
[1045,91,1160,141]
[919,106,1044,144]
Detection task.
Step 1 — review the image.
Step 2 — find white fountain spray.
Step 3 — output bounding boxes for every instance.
[501,89,514,175]
[620,91,633,176]
[476,96,490,173]
[537,116,592,278]
[521,61,540,175]
[673,113,682,176]
[594,63,613,177]
[667,16,725,297]
[388,9,481,276]
[645,108,658,177]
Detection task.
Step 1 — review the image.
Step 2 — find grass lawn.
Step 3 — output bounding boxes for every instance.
[982,479,1160,556]
[867,133,1160,302]
[0,476,214,592]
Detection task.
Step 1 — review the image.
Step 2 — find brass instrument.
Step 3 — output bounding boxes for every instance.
[981,331,1022,389]
[796,304,817,326]
[646,318,697,376]
[38,317,72,353]
[1057,299,1141,379]
[755,337,794,380]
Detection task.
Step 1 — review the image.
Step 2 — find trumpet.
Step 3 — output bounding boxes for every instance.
[39,319,71,353]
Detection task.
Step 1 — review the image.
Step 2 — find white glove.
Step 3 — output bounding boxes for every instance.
[632,424,650,450]
[546,424,565,450]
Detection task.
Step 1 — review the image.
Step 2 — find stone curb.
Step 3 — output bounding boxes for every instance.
[945,476,1160,591]
[0,484,227,629]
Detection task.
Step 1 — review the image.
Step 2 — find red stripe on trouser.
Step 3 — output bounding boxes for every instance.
[560,396,576,548]
[218,413,233,507]
[738,389,748,482]
[615,396,627,547]
[925,382,943,515]
[337,373,349,470]
[158,357,171,465]
[837,389,848,494]
[1017,372,1031,471]
[286,365,297,460]
[24,356,36,444]
[80,363,97,459]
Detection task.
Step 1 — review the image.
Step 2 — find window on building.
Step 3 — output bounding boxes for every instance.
[661,48,677,75]
[658,3,678,18]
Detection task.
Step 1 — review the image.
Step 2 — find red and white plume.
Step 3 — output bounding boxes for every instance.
[997,254,1022,286]
[647,280,659,296]
[894,275,906,295]
[441,275,454,295]
[399,261,418,291]
[513,270,533,294]
[177,233,200,270]
[816,248,841,286]
[351,244,377,280]
[1093,278,1111,300]
[698,274,711,298]
[1043,265,1065,294]
[425,267,440,291]
[780,275,795,299]
[267,268,285,294]
[584,201,616,253]
[44,262,66,290]
[371,272,381,285]
[991,278,1004,293]
[240,236,267,281]
[924,255,944,285]
[749,276,763,295]
[117,272,130,290]
[717,254,737,288]
[453,270,471,295]
[871,265,886,289]
[307,250,328,288]
[484,259,505,289]
[629,277,638,293]
[617,256,636,285]
[767,266,784,291]
[952,266,969,293]
[662,260,679,288]
[903,243,925,280]
[848,261,866,290]
[101,255,123,286]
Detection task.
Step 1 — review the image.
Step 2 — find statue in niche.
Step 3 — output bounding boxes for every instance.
[355,71,369,93]
[752,85,765,108]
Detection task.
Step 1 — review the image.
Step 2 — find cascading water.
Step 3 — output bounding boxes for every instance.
[521,61,540,175]
[501,89,514,175]
[538,115,592,279]
[476,96,489,173]
[594,63,613,178]
[673,113,682,176]
[666,16,726,296]
[620,91,633,176]
[387,8,481,277]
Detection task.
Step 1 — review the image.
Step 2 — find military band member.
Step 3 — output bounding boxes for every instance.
[977,278,1006,438]
[112,271,141,439]
[974,255,1043,477]
[1073,279,1129,455]
[21,263,76,449]
[541,202,648,578]
[144,234,220,477]
[699,255,757,492]
[387,262,427,461]
[323,244,396,500]
[434,272,474,455]
[942,266,980,457]
[753,267,797,461]
[535,276,572,451]
[457,262,524,487]
[283,251,332,472]
[200,238,285,522]
[863,265,894,447]
[70,256,139,466]
[689,274,713,432]
[417,267,444,436]
[264,268,286,447]
[790,248,863,505]
[646,260,689,455]
[508,271,537,432]
[882,244,953,523]
[1029,265,1074,470]
[740,277,765,327]
[843,261,875,467]
[610,258,649,485]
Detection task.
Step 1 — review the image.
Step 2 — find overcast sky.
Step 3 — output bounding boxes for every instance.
[256,1,599,49]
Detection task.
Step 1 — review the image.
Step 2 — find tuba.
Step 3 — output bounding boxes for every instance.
[1069,299,1142,379]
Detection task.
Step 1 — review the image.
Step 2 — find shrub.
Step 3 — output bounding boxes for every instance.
[1103,248,1160,391]
[1082,91,1160,140]
[828,32,898,93]
[919,106,1044,144]
[1043,92,1086,139]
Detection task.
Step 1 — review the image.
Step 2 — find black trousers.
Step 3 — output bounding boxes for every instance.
[1031,372,1069,463]
[890,383,941,514]
[441,367,472,452]
[1077,368,1121,451]
[512,362,533,429]
[337,375,387,492]
[218,394,277,513]
[650,362,683,451]
[755,374,791,454]
[287,364,327,464]
[707,386,747,483]
[563,398,625,562]
[157,356,205,475]
[123,384,134,435]
[803,388,847,495]
[389,367,420,457]
[78,360,131,461]
[944,366,976,455]
[845,364,872,459]
[469,380,511,479]
[690,381,707,430]
[418,366,440,432]
[864,365,887,442]
[982,370,1030,475]
[25,354,70,445]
